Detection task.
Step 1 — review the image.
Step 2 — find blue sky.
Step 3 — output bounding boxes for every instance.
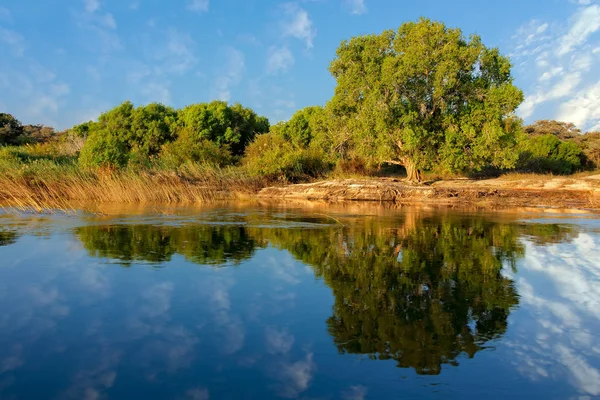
[0,0,598,131]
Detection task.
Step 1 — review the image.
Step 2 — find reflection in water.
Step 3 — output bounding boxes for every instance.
[266,214,523,374]
[76,224,260,266]
[0,229,19,246]
[0,208,598,399]
[74,213,529,375]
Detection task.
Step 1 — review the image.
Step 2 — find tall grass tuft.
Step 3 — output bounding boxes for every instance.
[0,148,269,210]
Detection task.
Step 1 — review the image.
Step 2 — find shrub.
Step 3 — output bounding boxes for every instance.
[517,134,583,174]
[79,132,128,169]
[160,129,232,168]
[243,133,331,181]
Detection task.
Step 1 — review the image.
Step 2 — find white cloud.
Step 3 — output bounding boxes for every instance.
[344,0,367,15]
[50,83,71,97]
[280,3,316,49]
[77,0,122,59]
[100,13,117,30]
[0,28,26,56]
[187,0,209,13]
[212,47,245,101]
[512,4,600,130]
[141,82,171,104]
[557,5,600,56]
[267,46,295,74]
[84,0,100,14]
[556,81,600,131]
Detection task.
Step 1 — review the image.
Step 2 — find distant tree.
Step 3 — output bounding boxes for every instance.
[275,106,326,148]
[328,18,523,181]
[517,134,583,174]
[524,120,581,140]
[79,101,177,168]
[0,113,24,145]
[78,101,134,168]
[573,131,600,169]
[21,124,56,143]
[176,101,269,157]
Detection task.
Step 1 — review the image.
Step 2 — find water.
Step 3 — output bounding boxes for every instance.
[0,205,599,399]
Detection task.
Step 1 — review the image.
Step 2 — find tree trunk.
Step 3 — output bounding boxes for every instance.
[404,160,421,183]
[384,158,422,183]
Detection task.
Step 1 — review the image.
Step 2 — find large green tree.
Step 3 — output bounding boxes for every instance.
[328,18,524,181]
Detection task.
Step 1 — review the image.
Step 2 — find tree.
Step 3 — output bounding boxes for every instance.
[524,120,581,140]
[78,102,178,168]
[275,106,327,148]
[0,113,24,145]
[176,101,269,157]
[573,131,600,169]
[517,134,583,174]
[328,18,523,181]
[78,101,134,168]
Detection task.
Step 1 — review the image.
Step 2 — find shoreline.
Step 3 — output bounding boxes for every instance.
[258,176,600,213]
[1,175,599,213]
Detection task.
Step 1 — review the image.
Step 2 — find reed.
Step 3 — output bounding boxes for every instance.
[0,158,269,210]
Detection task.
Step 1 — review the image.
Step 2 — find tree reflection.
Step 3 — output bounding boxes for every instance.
[0,229,19,246]
[75,224,259,266]
[266,213,523,375]
[73,212,581,375]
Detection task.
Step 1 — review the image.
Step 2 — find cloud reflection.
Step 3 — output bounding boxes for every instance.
[505,232,600,396]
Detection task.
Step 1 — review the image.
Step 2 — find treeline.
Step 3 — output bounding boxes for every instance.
[1,18,599,182]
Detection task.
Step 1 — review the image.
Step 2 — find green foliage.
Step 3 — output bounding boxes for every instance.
[78,101,267,169]
[517,134,583,174]
[275,106,328,149]
[0,113,24,145]
[328,18,523,181]
[160,129,232,168]
[243,133,331,181]
[573,131,600,169]
[177,101,269,156]
[79,126,129,169]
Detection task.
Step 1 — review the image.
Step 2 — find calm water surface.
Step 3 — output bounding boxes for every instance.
[0,205,599,399]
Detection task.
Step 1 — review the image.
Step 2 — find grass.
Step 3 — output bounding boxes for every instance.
[0,144,269,210]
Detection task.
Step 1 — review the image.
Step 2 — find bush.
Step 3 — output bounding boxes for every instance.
[79,132,128,169]
[517,134,583,174]
[243,133,331,181]
[160,130,232,168]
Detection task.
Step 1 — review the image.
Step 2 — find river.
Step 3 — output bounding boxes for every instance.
[0,204,599,399]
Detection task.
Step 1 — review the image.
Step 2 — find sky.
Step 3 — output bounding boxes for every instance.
[0,0,598,131]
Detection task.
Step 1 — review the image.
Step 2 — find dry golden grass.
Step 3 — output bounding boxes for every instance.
[0,161,269,210]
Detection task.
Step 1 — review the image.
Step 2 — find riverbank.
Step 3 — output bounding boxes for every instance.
[1,169,600,212]
[258,175,600,212]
